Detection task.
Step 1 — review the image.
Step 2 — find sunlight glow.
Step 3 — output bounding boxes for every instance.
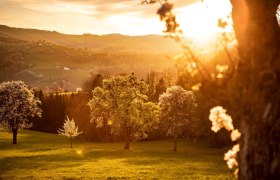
[104,13,164,35]
[76,149,83,155]
[0,0,234,38]
[108,120,113,125]
[175,0,233,43]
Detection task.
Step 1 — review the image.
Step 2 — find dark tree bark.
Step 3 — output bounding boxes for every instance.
[105,123,109,142]
[12,129,18,144]
[230,0,280,179]
[124,136,130,150]
[173,137,177,152]
[123,126,131,150]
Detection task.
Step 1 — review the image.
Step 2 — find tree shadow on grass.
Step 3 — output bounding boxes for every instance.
[0,147,231,179]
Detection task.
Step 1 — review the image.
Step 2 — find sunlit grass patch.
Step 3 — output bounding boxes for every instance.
[0,130,234,179]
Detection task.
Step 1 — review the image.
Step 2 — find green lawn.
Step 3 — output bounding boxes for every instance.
[0,130,234,179]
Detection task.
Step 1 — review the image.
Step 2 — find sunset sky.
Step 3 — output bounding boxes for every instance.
[0,0,232,37]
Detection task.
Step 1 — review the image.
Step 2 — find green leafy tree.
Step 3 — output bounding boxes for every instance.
[88,74,160,149]
[0,81,41,144]
[88,86,112,141]
[83,73,103,93]
[159,86,196,151]
[154,78,167,101]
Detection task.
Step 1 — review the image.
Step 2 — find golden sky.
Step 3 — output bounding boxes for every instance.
[0,0,232,36]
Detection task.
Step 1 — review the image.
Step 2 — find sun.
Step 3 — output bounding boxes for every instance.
[175,0,233,44]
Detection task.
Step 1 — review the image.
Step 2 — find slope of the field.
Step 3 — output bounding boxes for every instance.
[0,25,182,54]
[0,130,234,179]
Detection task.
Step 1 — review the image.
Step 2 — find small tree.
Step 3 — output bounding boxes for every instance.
[58,116,83,148]
[0,81,41,144]
[159,86,196,151]
[88,74,160,149]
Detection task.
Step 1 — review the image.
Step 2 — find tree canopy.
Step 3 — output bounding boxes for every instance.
[0,81,41,144]
[159,86,196,151]
[88,74,160,149]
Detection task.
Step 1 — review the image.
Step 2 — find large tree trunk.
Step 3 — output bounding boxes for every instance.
[173,136,177,152]
[124,136,130,150]
[105,123,108,142]
[123,126,131,150]
[230,0,280,179]
[12,129,18,144]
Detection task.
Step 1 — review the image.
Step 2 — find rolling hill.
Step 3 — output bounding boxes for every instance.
[0,25,181,91]
[0,25,182,54]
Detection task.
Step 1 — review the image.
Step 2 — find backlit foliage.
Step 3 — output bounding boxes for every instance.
[0,81,41,132]
[88,87,111,128]
[142,0,182,35]
[88,74,160,149]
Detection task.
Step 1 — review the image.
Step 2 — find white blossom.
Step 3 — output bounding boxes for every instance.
[231,129,241,141]
[209,106,241,177]
[209,106,234,132]
[159,86,196,151]
[224,144,239,169]
[58,116,83,138]
[159,86,197,138]
[0,81,41,132]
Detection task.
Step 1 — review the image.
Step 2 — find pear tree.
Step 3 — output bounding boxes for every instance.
[159,86,196,151]
[0,81,42,144]
[58,116,83,148]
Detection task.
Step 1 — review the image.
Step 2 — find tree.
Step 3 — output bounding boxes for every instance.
[230,1,280,179]
[88,74,160,149]
[58,116,83,148]
[0,81,41,144]
[146,71,167,102]
[146,0,280,178]
[83,73,103,94]
[159,86,196,151]
[154,78,167,101]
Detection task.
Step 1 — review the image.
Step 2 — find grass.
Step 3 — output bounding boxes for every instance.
[0,130,234,179]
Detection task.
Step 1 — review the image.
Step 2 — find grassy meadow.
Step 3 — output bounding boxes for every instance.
[0,130,234,179]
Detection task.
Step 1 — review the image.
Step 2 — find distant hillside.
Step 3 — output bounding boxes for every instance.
[0,25,177,91]
[0,25,182,54]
